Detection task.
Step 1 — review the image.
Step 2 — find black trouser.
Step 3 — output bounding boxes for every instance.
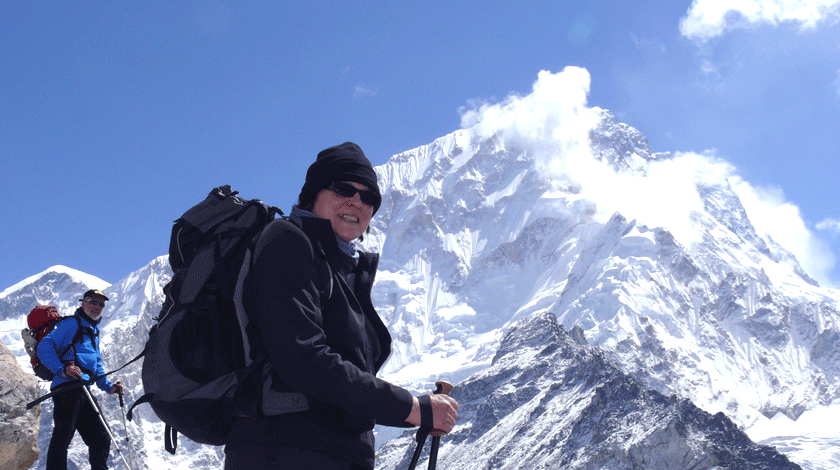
[46,385,111,470]
[225,443,367,470]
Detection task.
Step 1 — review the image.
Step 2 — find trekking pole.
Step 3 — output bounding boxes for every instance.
[426,381,454,470]
[407,381,454,470]
[116,382,138,470]
[81,385,134,470]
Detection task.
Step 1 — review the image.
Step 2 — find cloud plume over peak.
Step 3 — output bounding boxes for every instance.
[730,178,837,286]
[460,67,598,149]
[459,68,838,288]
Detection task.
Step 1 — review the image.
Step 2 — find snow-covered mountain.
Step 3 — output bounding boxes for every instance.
[361,68,840,468]
[3,67,839,469]
[377,312,801,469]
[367,108,840,432]
[0,266,111,372]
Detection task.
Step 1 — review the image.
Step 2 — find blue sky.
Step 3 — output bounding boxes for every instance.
[2,1,839,291]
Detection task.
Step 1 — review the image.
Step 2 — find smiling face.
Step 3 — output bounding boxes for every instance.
[311,181,374,242]
[81,296,106,321]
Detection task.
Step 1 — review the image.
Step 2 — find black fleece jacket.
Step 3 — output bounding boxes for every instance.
[226,217,414,469]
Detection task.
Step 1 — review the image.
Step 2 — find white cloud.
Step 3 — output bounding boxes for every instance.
[680,0,840,42]
[459,68,838,287]
[731,178,837,286]
[460,67,597,145]
[460,69,721,246]
[353,85,379,99]
[817,218,840,235]
[567,152,722,247]
[701,60,719,75]
[461,68,601,185]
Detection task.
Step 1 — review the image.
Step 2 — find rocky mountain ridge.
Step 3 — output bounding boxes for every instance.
[377,312,801,470]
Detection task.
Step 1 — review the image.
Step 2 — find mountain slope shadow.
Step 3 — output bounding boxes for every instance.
[376,311,801,470]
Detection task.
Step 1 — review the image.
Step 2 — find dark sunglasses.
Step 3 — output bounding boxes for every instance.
[85,299,106,307]
[328,182,380,208]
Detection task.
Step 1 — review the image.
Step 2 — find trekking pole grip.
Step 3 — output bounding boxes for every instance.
[430,381,454,437]
[434,381,454,396]
[117,381,125,406]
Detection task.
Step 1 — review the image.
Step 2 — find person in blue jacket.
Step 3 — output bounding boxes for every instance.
[37,289,123,470]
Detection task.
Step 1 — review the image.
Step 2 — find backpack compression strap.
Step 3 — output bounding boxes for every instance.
[165,425,178,455]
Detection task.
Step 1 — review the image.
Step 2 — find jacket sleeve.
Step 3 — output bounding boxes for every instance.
[36,319,76,376]
[248,221,414,427]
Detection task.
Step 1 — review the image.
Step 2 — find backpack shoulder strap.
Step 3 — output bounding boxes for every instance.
[233,217,332,368]
[68,315,101,377]
[69,314,98,344]
[47,316,83,372]
[53,316,81,353]
[284,216,334,300]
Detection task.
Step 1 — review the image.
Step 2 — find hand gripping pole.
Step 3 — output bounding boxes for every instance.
[408,381,454,470]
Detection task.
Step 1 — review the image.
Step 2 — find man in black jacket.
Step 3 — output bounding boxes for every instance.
[224,142,459,470]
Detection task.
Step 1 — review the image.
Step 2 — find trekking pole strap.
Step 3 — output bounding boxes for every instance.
[407,394,434,470]
[416,394,433,442]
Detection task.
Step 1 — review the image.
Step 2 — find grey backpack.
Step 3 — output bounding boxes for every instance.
[128,186,324,454]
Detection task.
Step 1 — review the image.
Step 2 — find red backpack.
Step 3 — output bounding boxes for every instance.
[21,305,82,381]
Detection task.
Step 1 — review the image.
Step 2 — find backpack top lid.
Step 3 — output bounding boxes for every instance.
[27,305,62,330]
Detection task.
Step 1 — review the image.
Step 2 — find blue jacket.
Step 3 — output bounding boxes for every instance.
[36,307,113,392]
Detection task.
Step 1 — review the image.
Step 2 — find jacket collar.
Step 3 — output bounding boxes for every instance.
[290,206,358,258]
[294,216,379,274]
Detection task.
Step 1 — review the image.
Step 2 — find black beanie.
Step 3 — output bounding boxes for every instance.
[298,142,382,214]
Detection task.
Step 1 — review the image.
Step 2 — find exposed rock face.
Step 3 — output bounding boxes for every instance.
[0,341,40,470]
[377,312,802,470]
